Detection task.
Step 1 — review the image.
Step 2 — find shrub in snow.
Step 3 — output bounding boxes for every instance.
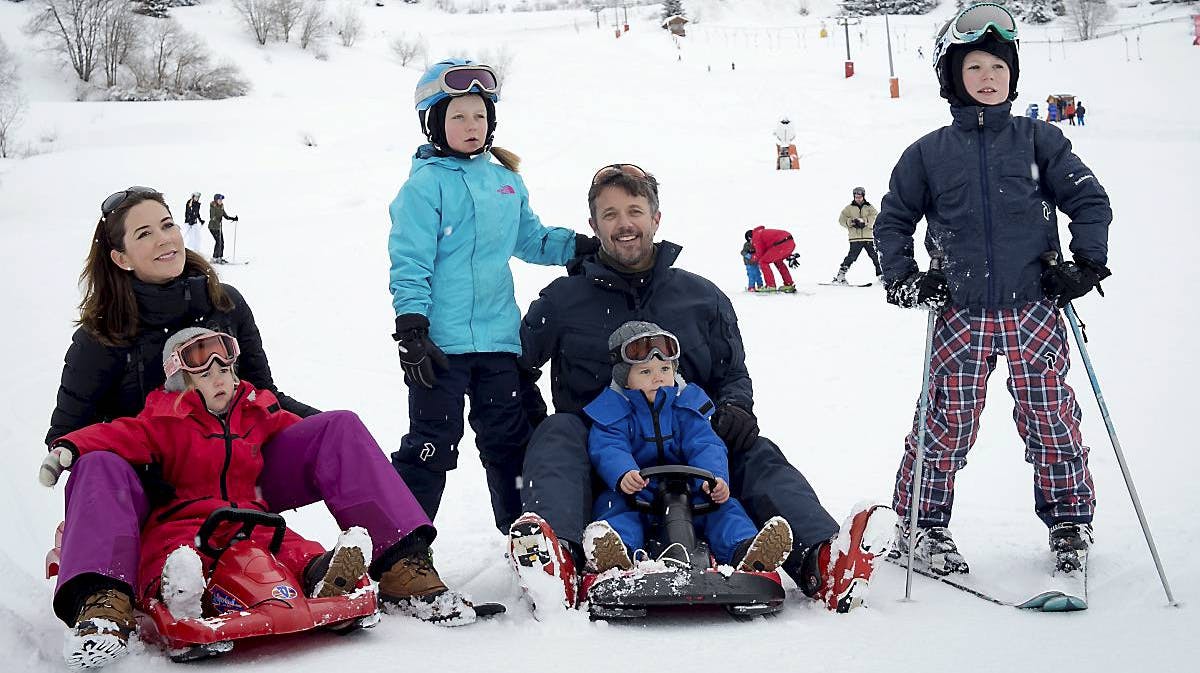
[392,33,428,66]
[335,2,363,47]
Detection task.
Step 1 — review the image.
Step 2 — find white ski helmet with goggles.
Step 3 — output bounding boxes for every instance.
[933,3,1020,104]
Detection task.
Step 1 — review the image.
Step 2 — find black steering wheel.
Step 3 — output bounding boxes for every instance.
[627,465,721,516]
[195,507,287,558]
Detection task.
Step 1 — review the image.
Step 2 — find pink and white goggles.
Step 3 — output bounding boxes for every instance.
[164,332,241,379]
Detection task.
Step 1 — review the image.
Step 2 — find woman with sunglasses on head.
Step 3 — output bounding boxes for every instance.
[42,189,476,669]
[874,4,1112,583]
[388,58,599,533]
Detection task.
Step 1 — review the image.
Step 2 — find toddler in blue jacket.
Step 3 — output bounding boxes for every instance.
[582,321,792,573]
[387,58,599,534]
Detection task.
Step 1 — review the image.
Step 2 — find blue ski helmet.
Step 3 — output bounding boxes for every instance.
[414,58,501,112]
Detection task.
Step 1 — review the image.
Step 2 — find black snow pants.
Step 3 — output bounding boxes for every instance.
[840,240,881,275]
[392,352,529,534]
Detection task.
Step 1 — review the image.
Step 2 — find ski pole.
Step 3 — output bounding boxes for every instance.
[1043,252,1178,607]
[230,219,239,264]
[904,253,943,601]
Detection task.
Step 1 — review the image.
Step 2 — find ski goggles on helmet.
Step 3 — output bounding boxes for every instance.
[413,64,500,106]
[591,163,660,195]
[933,4,1018,70]
[164,332,241,379]
[610,331,681,365]
[101,186,160,219]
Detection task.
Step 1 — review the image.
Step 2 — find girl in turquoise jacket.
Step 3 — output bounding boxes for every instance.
[387,58,598,533]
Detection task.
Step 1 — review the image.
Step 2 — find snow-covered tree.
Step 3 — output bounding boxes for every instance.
[839,0,937,17]
[0,35,27,158]
[25,0,126,82]
[1024,0,1055,24]
[132,0,169,18]
[661,0,684,21]
[1064,0,1113,40]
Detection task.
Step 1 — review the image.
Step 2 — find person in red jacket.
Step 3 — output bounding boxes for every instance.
[40,328,479,668]
[747,226,797,291]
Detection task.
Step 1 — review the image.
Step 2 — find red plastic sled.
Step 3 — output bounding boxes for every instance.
[47,508,378,662]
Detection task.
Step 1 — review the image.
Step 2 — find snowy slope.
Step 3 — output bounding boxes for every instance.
[1,2,1196,671]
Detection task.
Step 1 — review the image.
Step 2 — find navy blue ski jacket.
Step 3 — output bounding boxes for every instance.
[874,102,1112,310]
[520,242,753,417]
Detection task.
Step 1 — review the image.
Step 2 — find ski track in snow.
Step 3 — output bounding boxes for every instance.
[0,1,1196,671]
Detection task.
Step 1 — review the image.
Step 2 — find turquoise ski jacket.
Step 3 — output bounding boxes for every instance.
[389,146,578,355]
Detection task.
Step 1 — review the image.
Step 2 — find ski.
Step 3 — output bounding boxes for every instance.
[884,554,1086,611]
[819,282,873,288]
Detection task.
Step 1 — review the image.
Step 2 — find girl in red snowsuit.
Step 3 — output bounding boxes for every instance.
[52,330,328,604]
[748,226,796,289]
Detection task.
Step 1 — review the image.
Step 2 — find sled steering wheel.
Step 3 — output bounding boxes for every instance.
[628,465,721,516]
[196,507,287,558]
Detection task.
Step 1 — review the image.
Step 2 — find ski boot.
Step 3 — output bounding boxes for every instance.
[892,524,969,576]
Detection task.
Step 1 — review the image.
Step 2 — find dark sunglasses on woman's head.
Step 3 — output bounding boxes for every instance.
[101,186,160,219]
[590,163,660,195]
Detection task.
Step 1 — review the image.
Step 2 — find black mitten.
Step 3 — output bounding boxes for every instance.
[574,233,601,257]
[393,314,449,389]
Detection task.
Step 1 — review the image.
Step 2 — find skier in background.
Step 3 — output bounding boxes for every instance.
[875,4,1112,583]
[208,193,237,264]
[747,225,797,292]
[181,192,205,253]
[831,186,882,284]
[773,117,797,169]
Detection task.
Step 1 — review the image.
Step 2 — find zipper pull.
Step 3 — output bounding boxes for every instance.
[978,109,984,128]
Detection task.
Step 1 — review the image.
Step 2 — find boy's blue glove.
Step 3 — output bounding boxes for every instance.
[393,314,449,389]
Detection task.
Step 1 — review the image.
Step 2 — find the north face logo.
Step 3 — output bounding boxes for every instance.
[497,185,515,195]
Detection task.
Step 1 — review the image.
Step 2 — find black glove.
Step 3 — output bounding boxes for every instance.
[711,403,760,454]
[886,270,950,310]
[393,314,449,389]
[852,219,866,229]
[231,216,239,221]
[517,363,548,429]
[1041,257,1111,308]
[574,233,601,257]
[785,253,801,269]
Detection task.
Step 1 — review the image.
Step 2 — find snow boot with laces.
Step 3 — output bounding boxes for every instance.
[64,588,136,670]
[378,550,476,626]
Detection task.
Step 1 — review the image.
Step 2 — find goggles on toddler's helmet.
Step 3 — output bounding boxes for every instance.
[609,330,681,366]
[932,3,1019,76]
[164,332,241,379]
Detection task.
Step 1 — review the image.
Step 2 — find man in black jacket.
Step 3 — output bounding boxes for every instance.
[508,164,896,615]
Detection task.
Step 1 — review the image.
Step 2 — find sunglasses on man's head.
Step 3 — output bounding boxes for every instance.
[101,186,160,219]
[590,164,660,195]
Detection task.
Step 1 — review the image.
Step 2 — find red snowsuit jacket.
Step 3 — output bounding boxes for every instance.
[56,381,323,601]
[750,226,795,264]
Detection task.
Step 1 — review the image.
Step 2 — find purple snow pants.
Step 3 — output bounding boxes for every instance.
[54,410,432,625]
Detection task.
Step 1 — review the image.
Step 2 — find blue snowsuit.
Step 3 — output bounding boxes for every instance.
[387,145,580,532]
[585,382,758,564]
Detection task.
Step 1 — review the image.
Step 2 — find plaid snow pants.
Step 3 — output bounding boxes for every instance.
[892,300,1095,528]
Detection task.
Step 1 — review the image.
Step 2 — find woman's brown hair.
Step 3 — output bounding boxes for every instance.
[78,190,233,347]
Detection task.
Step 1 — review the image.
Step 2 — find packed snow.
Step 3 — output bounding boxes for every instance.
[0,1,1196,671]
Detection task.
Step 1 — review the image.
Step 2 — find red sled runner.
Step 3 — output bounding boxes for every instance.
[47,507,379,662]
[776,145,800,170]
